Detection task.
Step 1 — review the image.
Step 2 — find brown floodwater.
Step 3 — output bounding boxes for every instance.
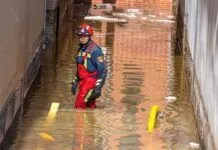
[10,1,200,150]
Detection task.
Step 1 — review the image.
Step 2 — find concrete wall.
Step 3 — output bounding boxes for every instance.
[0,0,44,144]
[178,0,218,149]
[0,0,44,106]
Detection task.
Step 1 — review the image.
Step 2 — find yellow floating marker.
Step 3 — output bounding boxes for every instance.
[47,102,60,119]
[38,132,55,142]
[147,105,159,133]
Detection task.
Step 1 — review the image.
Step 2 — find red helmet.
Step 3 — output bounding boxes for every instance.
[76,23,93,36]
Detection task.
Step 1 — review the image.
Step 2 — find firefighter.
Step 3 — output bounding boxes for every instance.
[71,23,107,109]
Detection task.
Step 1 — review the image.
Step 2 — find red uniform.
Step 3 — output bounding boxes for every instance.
[75,64,97,108]
[72,24,107,109]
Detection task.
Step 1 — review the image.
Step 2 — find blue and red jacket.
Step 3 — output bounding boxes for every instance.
[75,40,107,83]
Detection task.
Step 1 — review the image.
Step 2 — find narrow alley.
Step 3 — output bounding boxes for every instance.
[10,0,199,150]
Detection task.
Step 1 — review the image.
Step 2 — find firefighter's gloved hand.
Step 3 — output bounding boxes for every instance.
[71,76,79,95]
[89,76,106,99]
[89,88,101,99]
[71,81,78,95]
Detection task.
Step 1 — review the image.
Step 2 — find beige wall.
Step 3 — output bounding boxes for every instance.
[0,0,44,107]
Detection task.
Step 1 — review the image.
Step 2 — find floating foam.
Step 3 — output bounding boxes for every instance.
[84,16,127,22]
[189,142,200,149]
[126,9,140,13]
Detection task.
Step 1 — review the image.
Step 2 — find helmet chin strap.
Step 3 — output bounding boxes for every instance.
[87,37,91,42]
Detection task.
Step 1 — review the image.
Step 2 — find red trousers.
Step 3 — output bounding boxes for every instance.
[74,64,97,109]
[74,77,97,108]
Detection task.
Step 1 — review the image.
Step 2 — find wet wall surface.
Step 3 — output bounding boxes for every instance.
[10,1,200,150]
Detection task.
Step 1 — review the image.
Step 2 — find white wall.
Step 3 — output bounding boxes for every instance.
[184,0,218,147]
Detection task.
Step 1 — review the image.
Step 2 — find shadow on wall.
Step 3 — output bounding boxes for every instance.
[74,0,92,4]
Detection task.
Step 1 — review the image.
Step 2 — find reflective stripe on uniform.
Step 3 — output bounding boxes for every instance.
[77,52,91,57]
[83,52,91,69]
[84,59,87,68]
[77,52,92,69]
[96,79,102,86]
[77,52,82,56]
[73,76,78,82]
[87,53,91,58]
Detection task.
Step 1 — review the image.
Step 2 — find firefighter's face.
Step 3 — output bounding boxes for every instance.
[78,35,90,44]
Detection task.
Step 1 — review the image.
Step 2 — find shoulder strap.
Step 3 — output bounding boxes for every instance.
[82,41,96,61]
[87,41,96,53]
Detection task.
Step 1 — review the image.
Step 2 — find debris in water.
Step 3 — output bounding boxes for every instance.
[84,16,127,22]
[126,9,140,13]
[167,15,174,19]
[147,15,157,18]
[165,96,177,103]
[112,12,137,18]
[93,3,113,9]
[141,17,148,20]
[157,111,164,119]
[189,142,200,149]
[149,19,175,24]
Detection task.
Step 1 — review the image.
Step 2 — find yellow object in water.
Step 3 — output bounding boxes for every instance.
[47,102,60,119]
[38,132,55,142]
[147,105,159,133]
